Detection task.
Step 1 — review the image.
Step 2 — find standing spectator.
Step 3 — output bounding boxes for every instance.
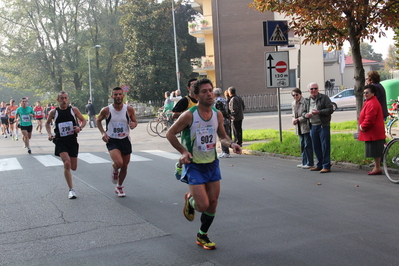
[170,89,182,106]
[166,78,242,250]
[228,86,245,147]
[291,88,314,169]
[85,100,97,128]
[45,91,87,199]
[213,88,231,158]
[366,70,389,120]
[163,91,174,115]
[358,84,386,175]
[302,82,334,173]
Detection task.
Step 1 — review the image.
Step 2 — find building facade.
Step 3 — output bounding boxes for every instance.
[189,0,325,110]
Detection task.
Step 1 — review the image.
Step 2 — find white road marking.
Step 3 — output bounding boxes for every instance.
[130,154,152,162]
[33,155,63,167]
[141,150,180,160]
[79,153,111,164]
[0,158,23,172]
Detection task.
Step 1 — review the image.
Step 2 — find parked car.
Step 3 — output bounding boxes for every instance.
[330,88,356,111]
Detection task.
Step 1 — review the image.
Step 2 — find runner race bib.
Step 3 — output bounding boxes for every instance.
[110,122,128,138]
[58,121,74,137]
[22,115,31,122]
[196,126,216,151]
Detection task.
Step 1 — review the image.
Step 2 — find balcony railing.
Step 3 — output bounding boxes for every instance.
[188,15,213,34]
[191,55,215,72]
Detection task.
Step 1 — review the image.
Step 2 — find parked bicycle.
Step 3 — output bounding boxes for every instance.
[385,99,399,139]
[146,110,174,138]
[382,136,399,183]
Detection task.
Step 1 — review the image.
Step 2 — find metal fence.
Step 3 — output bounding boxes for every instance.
[240,86,342,112]
[135,86,343,116]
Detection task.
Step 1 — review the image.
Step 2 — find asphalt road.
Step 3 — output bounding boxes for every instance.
[5,110,399,266]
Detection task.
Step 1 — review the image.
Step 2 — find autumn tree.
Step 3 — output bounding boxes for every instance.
[395,28,399,69]
[250,0,399,115]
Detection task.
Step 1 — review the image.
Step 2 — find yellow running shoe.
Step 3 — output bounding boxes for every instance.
[196,233,216,250]
[183,192,195,221]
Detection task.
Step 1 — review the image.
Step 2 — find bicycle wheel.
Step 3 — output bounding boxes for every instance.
[156,119,173,138]
[146,118,158,137]
[386,117,397,139]
[383,138,399,183]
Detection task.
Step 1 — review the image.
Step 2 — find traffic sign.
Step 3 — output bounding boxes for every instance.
[121,85,130,92]
[263,21,288,46]
[265,51,290,88]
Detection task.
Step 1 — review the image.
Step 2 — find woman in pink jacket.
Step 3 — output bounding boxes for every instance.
[358,84,386,175]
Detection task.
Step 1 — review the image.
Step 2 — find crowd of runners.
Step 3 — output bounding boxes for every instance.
[0,99,56,153]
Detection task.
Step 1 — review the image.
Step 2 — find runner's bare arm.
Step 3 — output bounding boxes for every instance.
[73,107,87,132]
[127,106,138,129]
[166,111,193,164]
[96,106,110,142]
[45,109,56,140]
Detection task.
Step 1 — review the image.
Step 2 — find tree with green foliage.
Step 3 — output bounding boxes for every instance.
[347,43,383,63]
[117,0,203,102]
[0,0,125,111]
[250,0,399,116]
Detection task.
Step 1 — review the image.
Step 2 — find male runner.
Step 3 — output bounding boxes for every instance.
[16,98,35,154]
[46,91,87,199]
[6,99,18,140]
[96,87,138,197]
[166,78,242,250]
[0,102,9,137]
[33,101,44,133]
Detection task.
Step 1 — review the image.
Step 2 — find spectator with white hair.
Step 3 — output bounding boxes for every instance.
[302,82,334,173]
[170,89,182,106]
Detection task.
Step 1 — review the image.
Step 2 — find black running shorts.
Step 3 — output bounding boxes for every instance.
[106,137,132,155]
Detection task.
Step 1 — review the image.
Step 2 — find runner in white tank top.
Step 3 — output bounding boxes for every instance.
[97,87,138,197]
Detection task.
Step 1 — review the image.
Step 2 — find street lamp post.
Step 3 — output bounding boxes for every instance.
[171,0,180,92]
[88,45,101,103]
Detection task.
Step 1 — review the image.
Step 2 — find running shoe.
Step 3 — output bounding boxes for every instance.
[4,135,6,138]
[115,186,126,197]
[111,167,119,184]
[27,148,31,154]
[68,188,77,199]
[196,233,216,250]
[15,137,18,141]
[219,152,231,158]
[183,192,195,221]
[175,162,182,180]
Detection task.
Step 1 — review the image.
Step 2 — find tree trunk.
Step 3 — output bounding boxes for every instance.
[348,25,365,119]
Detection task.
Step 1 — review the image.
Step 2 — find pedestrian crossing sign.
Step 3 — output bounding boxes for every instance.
[263,21,288,46]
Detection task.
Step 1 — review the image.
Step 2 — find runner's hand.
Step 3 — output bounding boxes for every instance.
[101,132,110,143]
